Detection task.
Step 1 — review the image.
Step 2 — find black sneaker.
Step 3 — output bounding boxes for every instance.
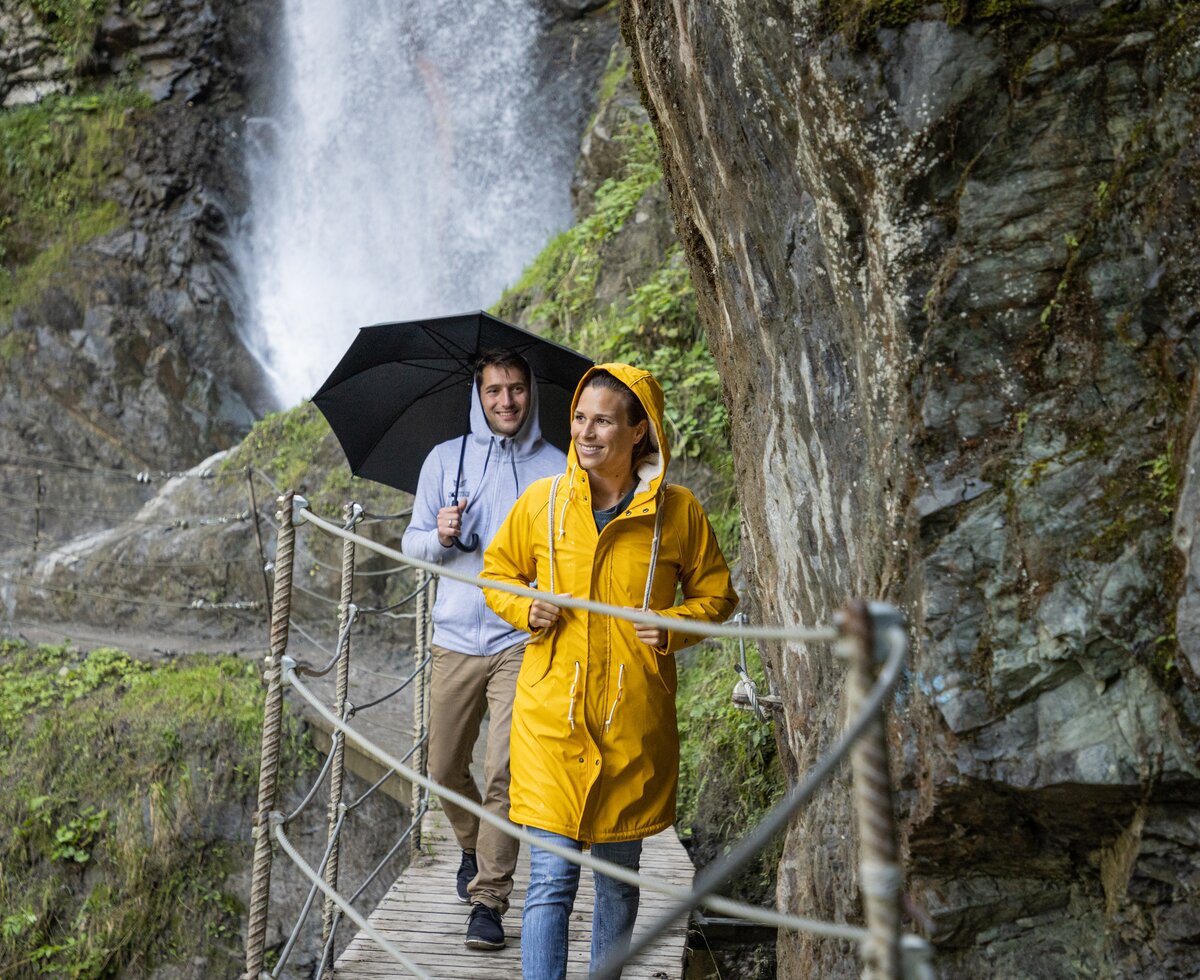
[464,903,505,950]
[455,849,478,904]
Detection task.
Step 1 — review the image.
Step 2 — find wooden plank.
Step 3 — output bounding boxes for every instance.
[334,807,693,979]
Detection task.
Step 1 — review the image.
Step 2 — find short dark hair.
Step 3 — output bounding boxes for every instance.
[474,349,531,390]
[582,370,652,465]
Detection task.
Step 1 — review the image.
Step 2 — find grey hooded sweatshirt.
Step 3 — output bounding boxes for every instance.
[402,372,566,656]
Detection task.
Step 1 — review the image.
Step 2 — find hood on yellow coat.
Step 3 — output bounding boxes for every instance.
[566,362,669,500]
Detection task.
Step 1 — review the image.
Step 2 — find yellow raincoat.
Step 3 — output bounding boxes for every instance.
[481,363,738,843]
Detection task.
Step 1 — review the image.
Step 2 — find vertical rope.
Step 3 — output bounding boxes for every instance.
[246,467,273,617]
[320,503,358,964]
[412,575,433,848]
[243,490,296,980]
[843,600,902,980]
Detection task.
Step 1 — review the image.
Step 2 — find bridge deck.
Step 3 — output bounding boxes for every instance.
[334,807,693,979]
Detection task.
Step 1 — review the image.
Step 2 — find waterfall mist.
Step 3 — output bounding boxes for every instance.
[236,0,573,405]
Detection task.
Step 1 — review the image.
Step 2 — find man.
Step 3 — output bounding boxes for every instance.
[401,349,565,951]
[482,363,738,979]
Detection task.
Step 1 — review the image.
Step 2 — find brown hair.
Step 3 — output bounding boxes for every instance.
[474,349,531,389]
[582,370,653,467]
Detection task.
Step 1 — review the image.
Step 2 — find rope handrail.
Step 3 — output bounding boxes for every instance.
[0,489,250,525]
[599,604,915,977]
[0,447,232,481]
[0,571,261,613]
[269,813,433,980]
[282,661,924,948]
[243,493,928,977]
[299,505,839,643]
[351,654,431,713]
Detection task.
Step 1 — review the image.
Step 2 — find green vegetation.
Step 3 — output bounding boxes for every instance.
[496,77,738,553]
[0,85,148,322]
[219,401,411,520]
[0,639,314,979]
[30,0,111,69]
[504,121,662,336]
[676,639,784,901]
[1140,451,1178,517]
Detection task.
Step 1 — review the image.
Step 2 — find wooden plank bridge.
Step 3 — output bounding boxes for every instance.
[335,807,694,979]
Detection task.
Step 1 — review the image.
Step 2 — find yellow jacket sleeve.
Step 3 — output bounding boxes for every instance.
[481,485,544,633]
[655,490,739,655]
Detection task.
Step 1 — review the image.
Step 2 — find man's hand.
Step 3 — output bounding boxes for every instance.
[437,499,467,548]
[529,597,565,632]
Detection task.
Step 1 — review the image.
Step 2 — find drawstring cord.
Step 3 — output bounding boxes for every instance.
[544,475,668,735]
[567,660,580,730]
[557,463,576,540]
[604,664,625,731]
[641,485,667,611]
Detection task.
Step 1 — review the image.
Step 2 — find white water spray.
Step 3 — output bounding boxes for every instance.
[237,0,572,404]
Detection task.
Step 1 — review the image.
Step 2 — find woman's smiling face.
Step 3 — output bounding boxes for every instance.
[571,384,647,483]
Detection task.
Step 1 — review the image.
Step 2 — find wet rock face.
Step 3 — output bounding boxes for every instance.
[625,1,1200,976]
[0,0,275,543]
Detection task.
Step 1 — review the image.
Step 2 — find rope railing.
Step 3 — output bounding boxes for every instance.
[243,493,933,980]
[299,502,840,643]
[243,491,436,980]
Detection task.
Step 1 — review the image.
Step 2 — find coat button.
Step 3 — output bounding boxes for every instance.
[595,760,600,766]
[578,757,584,763]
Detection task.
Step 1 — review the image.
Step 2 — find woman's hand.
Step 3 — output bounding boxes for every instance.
[529,597,564,631]
[633,620,667,648]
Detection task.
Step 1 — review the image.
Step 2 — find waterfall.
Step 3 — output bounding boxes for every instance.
[236,0,572,405]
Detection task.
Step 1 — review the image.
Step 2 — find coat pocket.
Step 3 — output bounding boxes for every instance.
[520,630,556,687]
[647,649,677,695]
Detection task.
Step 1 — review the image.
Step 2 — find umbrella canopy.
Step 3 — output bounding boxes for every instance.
[312,311,593,494]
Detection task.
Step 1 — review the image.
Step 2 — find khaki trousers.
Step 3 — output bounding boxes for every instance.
[427,641,523,913]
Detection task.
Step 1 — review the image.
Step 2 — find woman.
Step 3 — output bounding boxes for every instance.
[482,363,738,978]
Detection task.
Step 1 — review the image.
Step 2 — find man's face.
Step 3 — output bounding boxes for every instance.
[479,364,530,438]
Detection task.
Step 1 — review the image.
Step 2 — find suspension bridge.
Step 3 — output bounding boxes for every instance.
[0,450,936,979]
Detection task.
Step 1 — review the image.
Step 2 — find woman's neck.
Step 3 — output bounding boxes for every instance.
[588,470,635,511]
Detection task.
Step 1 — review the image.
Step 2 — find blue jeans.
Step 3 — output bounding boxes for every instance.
[522,827,643,980]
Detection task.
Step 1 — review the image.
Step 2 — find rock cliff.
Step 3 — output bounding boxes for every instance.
[624,1,1200,976]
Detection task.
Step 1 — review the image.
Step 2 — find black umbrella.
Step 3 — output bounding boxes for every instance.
[312,309,592,506]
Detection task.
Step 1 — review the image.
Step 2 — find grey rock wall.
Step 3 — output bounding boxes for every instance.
[0,0,274,550]
[624,1,1200,976]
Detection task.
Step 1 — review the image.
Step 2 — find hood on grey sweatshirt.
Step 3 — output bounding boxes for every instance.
[402,367,566,656]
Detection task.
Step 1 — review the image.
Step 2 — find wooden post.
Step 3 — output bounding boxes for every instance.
[243,491,297,980]
[842,600,902,980]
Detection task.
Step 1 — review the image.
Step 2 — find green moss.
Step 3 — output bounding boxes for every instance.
[30,0,111,70]
[495,117,740,554]
[0,639,313,978]
[0,330,27,364]
[676,639,784,902]
[595,44,629,110]
[221,402,334,493]
[0,85,148,320]
[219,401,408,519]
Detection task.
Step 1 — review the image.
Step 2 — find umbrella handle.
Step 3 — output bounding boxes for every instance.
[451,533,480,553]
